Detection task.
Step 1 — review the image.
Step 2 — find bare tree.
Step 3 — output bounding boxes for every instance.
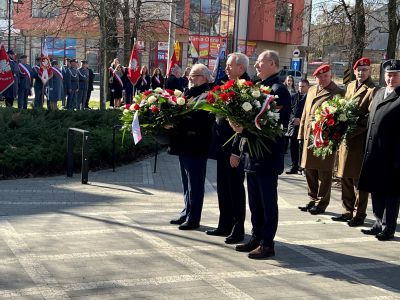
[386,0,400,59]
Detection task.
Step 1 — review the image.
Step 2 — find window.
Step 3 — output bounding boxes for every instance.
[32,0,59,18]
[275,1,293,32]
[0,0,7,19]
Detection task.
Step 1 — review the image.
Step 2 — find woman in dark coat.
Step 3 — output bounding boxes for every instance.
[151,67,164,90]
[110,64,124,107]
[135,66,151,93]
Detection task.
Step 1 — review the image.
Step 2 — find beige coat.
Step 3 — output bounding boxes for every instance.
[336,78,376,178]
[298,81,345,170]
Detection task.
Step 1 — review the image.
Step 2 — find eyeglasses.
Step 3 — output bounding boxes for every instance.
[255,59,274,65]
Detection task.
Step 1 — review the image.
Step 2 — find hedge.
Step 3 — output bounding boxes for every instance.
[0,108,156,179]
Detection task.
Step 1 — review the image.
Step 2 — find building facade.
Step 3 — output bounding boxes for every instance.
[9,0,307,76]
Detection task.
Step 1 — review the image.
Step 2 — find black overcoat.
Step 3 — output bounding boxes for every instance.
[358,87,400,194]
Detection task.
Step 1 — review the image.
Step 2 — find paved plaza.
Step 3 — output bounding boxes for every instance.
[0,151,399,299]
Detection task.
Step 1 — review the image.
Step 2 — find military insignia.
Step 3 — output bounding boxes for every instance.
[0,59,12,74]
[129,58,138,72]
[391,60,397,69]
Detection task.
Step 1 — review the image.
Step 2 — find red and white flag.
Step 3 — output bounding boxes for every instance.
[39,38,53,84]
[0,44,14,94]
[167,42,179,76]
[127,43,141,85]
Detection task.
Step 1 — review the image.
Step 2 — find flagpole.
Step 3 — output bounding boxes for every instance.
[167,0,177,74]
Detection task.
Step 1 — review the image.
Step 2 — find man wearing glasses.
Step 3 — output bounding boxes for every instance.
[333,57,376,227]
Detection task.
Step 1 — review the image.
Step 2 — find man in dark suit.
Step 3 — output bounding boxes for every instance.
[207,53,248,244]
[85,65,95,108]
[285,79,309,174]
[230,50,291,259]
[359,59,400,241]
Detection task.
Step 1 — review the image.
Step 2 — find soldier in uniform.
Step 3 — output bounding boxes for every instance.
[332,57,377,227]
[298,65,345,215]
[3,49,19,107]
[61,58,71,108]
[66,59,79,110]
[33,57,45,108]
[77,60,89,110]
[48,60,63,110]
[359,59,400,241]
[17,54,34,109]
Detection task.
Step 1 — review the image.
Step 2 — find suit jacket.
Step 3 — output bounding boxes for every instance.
[286,92,306,137]
[298,81,345,170]
[337,78,376,178]
[358,87,400,194]
[48,68,63,101]
[18,63,33,90]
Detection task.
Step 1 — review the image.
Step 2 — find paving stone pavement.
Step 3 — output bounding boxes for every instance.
[0,151,399,299]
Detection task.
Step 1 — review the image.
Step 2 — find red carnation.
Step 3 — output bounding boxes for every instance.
[143,90,152,96]
[228,91,235,98]
[245,81,253,87]
[327,119,335,126]
[220,93,229,102]
[125,104,131,110]
[165,89,175,95]
[206,93,215,104]
[151,105,159,113]
[223,79,235,90]
[332,133,341,140]
[212,85,221,92]
[133,103,140,111]
[171,96,177,103]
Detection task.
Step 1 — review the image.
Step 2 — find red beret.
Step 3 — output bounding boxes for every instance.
[353,57,371,70]
[313,64,330,76]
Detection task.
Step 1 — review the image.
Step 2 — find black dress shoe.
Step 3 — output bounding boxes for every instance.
[285,168,299,175]
[170,216,186,225]
[225,234,244,244]
[361,228,381,235]
[178,222,200,230]
[347,217,365,227]
[206,229,230,236]
[248,246,275,259]
[309,206,325,215]
[331,214,352,222]
[298,203,313,212]
[235,237,260,252]
[376,230,395,241]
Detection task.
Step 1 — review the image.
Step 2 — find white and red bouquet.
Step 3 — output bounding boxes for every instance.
[196,79,284,158]
[309,95,359,158]
[120,88,195,141]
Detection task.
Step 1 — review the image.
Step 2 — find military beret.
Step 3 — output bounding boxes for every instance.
[313,64,330,76]
[353,57,371,70]
[382,59,400,73]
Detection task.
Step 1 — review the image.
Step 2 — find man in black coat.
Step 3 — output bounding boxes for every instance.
[359,59,400,241]
[230,50,291,259]
[206,52,248,244]
[285,79,309,174]
[165,66,183,91]
[168,64,214,230]
[85,66,95,108]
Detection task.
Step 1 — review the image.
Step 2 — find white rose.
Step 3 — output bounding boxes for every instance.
[237,79,246,86]
[338,114,348,122]
[176,97,186,105]
[174,89,183,97]
[147,95,157,104]
[254,100,261,108]
[154,87,163,93]
[251,90,261,98]
[129,104,135,111]
[339,98,347,105]
[242,102,252,112]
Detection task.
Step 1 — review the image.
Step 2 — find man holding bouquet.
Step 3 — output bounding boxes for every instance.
[333,57,376,227]
[207,53,249,244]
[230,50,291,259]
[358,59,400,241]
[298,65,345,215]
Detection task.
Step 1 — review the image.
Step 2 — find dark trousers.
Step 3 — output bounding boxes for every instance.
[178,155,208,225]
[371,192,400,233]
[85,89,92,108]
[247,172,279,247]
[18,89,29,109]
[216,156,246,235]
[289,134,300,170]
[5,97,14,107]
[34,86,44,108]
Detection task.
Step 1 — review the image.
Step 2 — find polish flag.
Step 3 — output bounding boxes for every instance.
[127,43,141,85]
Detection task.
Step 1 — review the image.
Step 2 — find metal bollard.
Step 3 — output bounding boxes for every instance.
[67,128,90,184]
